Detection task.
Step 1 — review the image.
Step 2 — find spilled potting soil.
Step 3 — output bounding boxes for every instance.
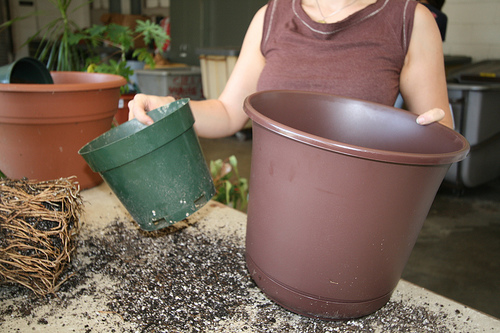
[0,207,467,333]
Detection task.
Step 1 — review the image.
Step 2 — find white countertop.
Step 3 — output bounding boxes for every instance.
[1,182,499,332]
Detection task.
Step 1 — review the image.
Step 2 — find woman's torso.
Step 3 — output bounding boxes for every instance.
[257,0,418,106]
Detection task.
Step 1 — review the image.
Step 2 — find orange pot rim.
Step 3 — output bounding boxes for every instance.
[0,71,127,92]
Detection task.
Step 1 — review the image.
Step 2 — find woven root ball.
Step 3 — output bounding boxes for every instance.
[0,177,82,296]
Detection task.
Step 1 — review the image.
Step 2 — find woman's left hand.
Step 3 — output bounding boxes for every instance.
[416,108,446,126]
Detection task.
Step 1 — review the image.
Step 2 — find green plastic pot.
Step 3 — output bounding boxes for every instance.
[79,99,215,231]
[0,57,53,84]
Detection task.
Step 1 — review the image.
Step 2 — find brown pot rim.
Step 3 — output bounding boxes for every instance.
[0,71,126,92]
[244,90,470,166]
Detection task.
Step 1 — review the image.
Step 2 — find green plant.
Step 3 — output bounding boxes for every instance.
[82,20,168,89]
[210,155,249,212]
[0,0,84,71]
[0,0,168,90]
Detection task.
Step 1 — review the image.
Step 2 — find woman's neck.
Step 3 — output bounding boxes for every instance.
[301,0,377,24]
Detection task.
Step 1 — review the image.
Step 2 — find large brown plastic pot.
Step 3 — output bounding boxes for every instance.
[0,72,126,189]
[243,90,469,320]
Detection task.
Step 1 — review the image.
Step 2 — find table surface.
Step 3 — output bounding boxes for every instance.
[1,182,499,332]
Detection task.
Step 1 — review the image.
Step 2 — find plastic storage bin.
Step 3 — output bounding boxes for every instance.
[135,66,204,100]
[196,47,252,131]
[444,55,472,75]
[197,48,239,100]
[445,60,500,188]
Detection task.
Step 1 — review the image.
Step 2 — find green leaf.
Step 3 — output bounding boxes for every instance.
[132,48,155,68]
[0,11,40,34]
[224,180,233,206]
[210,156,249,211]
[135,19,169,50]
[85,24,107,38]
[229,155,238,168]
[210,159,224,178]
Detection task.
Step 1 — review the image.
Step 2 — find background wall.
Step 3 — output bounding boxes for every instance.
[164,0,500,65]
[7,0,91,59]
[442,0,500,61]
[2,0,500,64]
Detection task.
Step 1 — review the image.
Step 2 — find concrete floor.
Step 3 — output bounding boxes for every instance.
[199,134,500,320]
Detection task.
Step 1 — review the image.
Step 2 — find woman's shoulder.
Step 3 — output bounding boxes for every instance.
[383,0,418,12]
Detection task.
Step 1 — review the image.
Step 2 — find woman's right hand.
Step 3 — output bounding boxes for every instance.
[128,94,176,125]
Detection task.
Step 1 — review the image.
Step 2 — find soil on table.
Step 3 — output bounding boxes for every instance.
[0,213,459,332]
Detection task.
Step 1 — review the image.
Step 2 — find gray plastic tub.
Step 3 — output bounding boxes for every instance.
[445,60,500,188]
[135,67,203,100]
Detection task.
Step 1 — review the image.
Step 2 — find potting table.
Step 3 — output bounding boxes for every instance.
[1,182,499,332]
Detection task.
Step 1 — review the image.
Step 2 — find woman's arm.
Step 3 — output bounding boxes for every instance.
[128,5,267,138]
[400,4,454,128]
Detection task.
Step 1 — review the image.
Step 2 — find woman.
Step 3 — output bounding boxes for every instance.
[129,0,454,137]
[418,0,447,40]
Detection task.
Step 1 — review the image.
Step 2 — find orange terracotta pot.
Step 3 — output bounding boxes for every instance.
[0,72,126,189]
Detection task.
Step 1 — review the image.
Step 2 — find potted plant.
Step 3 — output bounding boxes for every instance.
[0,0,168,189]
[13,4,169,123]
[3,1,168,74]
[79,20,169,124]
[210,155,249,212]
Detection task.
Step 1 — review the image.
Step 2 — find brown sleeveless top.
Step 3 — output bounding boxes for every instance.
[257,0,417,106]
